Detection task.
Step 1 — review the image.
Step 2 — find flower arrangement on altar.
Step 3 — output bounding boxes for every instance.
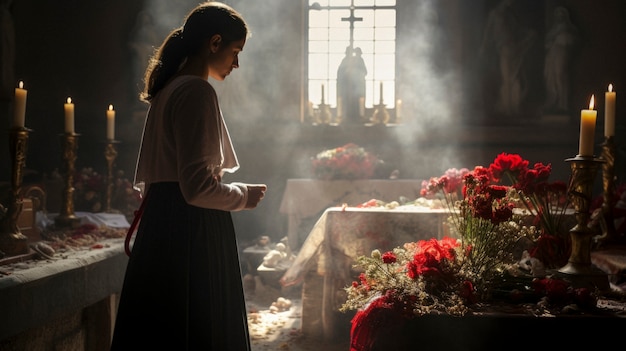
[420,152,574,269]
[311,143,383,180]
[73,167,105,213]
[68,167,142,221]
[341,153,598,332]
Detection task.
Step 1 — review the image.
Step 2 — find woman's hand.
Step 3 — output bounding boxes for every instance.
[245,184,267,209]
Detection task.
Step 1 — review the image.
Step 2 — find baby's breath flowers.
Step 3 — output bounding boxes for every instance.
[341,238,473,317]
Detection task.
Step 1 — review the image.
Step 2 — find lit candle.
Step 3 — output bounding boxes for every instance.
[106,104,115,140]
[13,81,27,128]
[605,84,616,137]
[579,95,597,157]
[64,97,75,134]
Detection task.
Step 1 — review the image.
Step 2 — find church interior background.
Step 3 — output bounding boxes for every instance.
[2,0,624,245]
[1,0,626,348]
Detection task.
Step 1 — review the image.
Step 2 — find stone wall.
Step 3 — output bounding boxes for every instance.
[0,296,117,351]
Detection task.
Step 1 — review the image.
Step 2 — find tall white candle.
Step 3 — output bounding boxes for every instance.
[579,95,597,157]
[321,84,325,104]
[379,81,384,103]
[396,99,402,119]
[106,104,115,140]
[359,97,365,116]
[13,81,27,128]
[64,97,75,134]
[336,97,342,117]
[605,84,616,137]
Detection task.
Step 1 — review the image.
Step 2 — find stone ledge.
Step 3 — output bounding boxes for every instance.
[0,239,127,340]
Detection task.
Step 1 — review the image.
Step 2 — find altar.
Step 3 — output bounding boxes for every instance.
[280,205,626,342]
[280,206,449,340]
[0,212,130,350]
[279,179,424,250]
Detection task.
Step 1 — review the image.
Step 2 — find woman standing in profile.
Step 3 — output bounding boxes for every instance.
[110,2,266,350]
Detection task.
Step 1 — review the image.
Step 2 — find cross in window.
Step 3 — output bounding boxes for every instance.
[341,1,362,50]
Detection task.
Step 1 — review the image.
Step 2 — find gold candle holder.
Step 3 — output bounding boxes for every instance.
[558,155,609,290]
[370,102,389,125]
[54,133,81,229]
[104,140,120,213]
[317,102,332,125]
[0,127,31,256]
[371,91,389,125]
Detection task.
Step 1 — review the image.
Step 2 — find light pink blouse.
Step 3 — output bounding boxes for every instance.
[134,75,248,211]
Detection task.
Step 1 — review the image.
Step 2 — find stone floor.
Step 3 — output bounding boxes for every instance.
[245,274,350,351]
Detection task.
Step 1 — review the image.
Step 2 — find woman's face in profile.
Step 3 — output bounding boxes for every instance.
[209,37,246,81]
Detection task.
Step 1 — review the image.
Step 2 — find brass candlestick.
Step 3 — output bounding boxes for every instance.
[0,127,31,256]
[104,140,119,213]
[317,103,332,125]
[370,103,389,125]
[558,155,609,290]
[371,93,389,125]
[55,133,81,229]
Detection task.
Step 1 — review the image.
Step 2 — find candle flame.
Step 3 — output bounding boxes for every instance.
[609,84,614,93]
[18,81,23,89]
[589,95,595,110]
[108,104,114,111]
[67,97,72,104]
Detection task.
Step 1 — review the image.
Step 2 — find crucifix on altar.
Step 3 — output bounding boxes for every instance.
[336,1,368,124]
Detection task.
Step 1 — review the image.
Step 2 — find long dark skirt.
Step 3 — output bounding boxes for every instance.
[110,182,251,351]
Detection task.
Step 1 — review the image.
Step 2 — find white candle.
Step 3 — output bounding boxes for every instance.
[379,81,383,103]
[579,95,597,157]
[64,97,75,134]
[396,99,402,119]
[359,97,365,116]
[336,97,342,117]
[321,84,325,103]
[106,104,115,140]
[605,84,616,137]
[13,81,27,128]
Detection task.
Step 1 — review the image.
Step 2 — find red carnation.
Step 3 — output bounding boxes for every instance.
[382,251,397,264]
[489,152,529,181]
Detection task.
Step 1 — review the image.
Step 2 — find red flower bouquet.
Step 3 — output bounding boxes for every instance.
[420,153,573,269]
[419,164,524,284]
[342,153,599,351]
[489,152,572,268]
[341,238,473,318]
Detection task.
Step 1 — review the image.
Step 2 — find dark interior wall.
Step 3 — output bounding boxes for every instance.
[5,0,148,178]
[566,0,626,102]
[1,0,626,242]
[423,0,626,126]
